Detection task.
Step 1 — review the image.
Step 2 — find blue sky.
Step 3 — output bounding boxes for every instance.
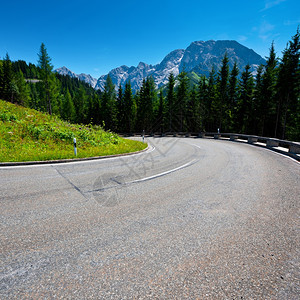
[1,0,299,78]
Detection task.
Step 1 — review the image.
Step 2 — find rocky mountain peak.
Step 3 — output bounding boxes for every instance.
[56,40,266,93]
[54,66,97,88]
[94,40,265,92]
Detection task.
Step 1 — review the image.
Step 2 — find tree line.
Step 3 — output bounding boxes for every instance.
[0,29,299,141]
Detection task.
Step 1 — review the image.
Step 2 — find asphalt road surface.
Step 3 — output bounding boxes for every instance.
[0,137,299,299]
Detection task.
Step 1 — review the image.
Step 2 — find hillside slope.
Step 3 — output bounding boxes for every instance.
[0,100,146,162]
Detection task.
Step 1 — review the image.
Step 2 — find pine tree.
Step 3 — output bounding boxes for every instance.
[206,67,217,131]
[276,28,300,140]
[260,42,278,136]
[29,63,38,79]
[176,70,189,131]
[198,75,208,132]
[228,62,239,131]
[123,81,136,133]
[166,72,175,132]
[73,85,87,123]
[186,85,201,132]
[253,64,264,134]
[136,78,146,132]
[216,53,230,131]
[62,89,76,122]
[37,43,54,114]
[28,82,40,110]
[2,53,14,101]
[48,75,61,117]
[148,76,158,131]
[136,77,156,132]
[15,70,31,105]
[0,60,3,99]
[116,84,125,132]
[91,93,102,125]
[156,89,165,133]
[237,64,255,133]
[101,75,117,131]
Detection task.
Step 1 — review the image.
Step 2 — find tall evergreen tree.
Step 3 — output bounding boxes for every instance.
[198,75,208,132]
[61,89,76,122]
[253,64,264,134]
[15,70,31,106]
[205,67,217,131]
[186,85,201,132]
[73,85,87,123]
[116,84,126,132]
[155,89,165,133]
[91,93,102,125]
[37,43,54,114]
[28,82,39,110]
[176,70,190,131]
[276,28,300,140]
[101,75,117,131]
[148,76,158,131]
[2,53,14,101]
[237,64,255,133]
[136,79,148,132]
[260,42,278,136]
[216,53,230,131]
[228,62,239,131]
[0,60,3,99]
[123,81,136,133]
[166,72,175,131]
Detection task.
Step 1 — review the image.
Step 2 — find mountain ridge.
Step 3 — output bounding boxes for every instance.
[55,40,266,92]
[54,66,98,88]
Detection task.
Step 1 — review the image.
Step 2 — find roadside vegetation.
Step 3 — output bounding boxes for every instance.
[0,100,146,162]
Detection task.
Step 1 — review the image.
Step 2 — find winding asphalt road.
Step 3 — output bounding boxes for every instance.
[0,137,299,299]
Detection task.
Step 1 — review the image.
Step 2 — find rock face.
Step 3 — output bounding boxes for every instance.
[95,49,185,92]
[95,40,265,92]
[182,40,265,75]
[56,40,266,92]
[54,66,98,88]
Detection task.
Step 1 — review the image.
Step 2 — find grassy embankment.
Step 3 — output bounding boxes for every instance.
[0,99,146,162]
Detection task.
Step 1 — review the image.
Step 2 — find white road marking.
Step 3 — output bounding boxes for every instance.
[128,159,198,184]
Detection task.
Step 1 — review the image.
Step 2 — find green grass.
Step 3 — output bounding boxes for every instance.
[0,100,147,162]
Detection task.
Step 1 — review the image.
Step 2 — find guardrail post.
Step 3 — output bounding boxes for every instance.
[230,134,238,141]
[248,136,258,144]
[289,144,300,154]
[266,139,279,148]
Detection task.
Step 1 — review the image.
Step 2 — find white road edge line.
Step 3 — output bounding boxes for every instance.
[128,159,198,184]
[191,144,202,149]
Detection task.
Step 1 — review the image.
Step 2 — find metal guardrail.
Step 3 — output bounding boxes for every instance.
[122,132,300,161]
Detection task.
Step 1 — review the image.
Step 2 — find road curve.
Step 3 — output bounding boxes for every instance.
[0,137,299,299]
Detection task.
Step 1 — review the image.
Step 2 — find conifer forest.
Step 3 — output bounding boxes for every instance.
[0,29,299,141]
